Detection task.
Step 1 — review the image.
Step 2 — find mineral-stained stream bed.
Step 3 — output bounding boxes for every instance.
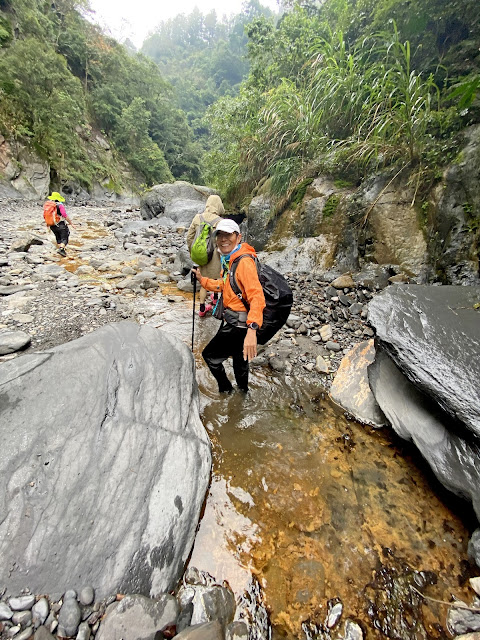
[190,335,475,639]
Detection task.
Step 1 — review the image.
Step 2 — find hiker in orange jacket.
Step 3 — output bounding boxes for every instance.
[192,219,265,393]
[45,192,76,256]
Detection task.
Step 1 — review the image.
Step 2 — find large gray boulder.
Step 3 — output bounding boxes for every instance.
[0,322,211,599]
[368,349,480,518]
[367,284,480,521]
[247,195,274,251]
[367,284,480,436]
[140,182,216,226]
[259,236,337,275]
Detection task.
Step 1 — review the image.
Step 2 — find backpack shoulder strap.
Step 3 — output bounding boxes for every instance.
[229,254,258,312]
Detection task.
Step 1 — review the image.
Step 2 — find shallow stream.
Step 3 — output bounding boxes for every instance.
[188,318,474,639]
[33,220,473,640]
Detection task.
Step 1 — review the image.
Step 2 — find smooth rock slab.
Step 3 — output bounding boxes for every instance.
[368,349,480,519]
[0,322,211,599]
[368,284,480,436]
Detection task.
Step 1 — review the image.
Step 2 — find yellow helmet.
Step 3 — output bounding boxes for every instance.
[47,192,65,203]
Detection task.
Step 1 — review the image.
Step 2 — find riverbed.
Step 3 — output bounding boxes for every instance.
[1,204,475,639]
[190,319,474,639]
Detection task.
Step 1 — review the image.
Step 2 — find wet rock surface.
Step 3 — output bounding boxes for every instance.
[367,284,480,435]
[0,322,211,600]
[1,199,479,640]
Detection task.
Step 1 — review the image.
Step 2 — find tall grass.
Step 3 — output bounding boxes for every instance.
[250,23,440,199]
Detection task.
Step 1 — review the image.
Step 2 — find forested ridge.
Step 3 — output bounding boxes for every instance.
[0,0,479,207]
[199,0,479,211]
[141,1,275,150]
[0,0,202,191]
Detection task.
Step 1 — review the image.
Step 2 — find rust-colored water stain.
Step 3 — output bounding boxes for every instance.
[191,370,473,639]
[159,282,192,300]
[78,222,108,239]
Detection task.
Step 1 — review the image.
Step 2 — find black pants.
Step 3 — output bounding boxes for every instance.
[50,221,70,246]
[202,321,249,393]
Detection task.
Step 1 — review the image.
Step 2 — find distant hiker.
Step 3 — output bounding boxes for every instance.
[43,192,75,257]
[187,194,224,317]
[192,219,265,394]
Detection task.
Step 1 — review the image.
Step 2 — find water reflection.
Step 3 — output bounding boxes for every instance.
[189,324,473,638]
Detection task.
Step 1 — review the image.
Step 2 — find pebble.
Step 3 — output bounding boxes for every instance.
[12,611,32,627]
[78,588,94,607]
[32,599,49,627]
[76,621,90,640]
[58,598,81,637]
[15,627,34,640]
[9,597,35,612]
[33,626,55,640]
[344,619,364,639]
[315,356,330,374]
[325,341,342,352]
[327,601,343,628]
[0,603,13,620]
[7,625,21,638]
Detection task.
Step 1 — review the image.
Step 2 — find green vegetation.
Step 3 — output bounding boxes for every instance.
[0,0,200,189]
[141,1,275,150]
[1,0,478,202]
[323,194,341,219]
[202,0,479,206]
[290,177,314,207]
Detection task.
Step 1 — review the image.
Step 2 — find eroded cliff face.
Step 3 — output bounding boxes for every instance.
[0,129,141,206]
[249,126,480,284]
[429,125,480,284]
[0,136,50,199]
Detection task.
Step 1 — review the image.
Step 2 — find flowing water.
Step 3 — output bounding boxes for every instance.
[188,318,475,639]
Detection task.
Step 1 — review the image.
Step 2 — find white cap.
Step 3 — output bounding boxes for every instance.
[214,219,240,235]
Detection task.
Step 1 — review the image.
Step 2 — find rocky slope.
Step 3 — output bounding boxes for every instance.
[0,200,382,392]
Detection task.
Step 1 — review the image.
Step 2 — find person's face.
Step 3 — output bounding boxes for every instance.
[216,231,241,255]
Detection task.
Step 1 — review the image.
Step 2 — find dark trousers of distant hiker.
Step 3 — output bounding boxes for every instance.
[51,220,70,247]
[202,321,249,393]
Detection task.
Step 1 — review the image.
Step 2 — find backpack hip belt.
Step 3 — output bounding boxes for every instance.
[223,308,248,328]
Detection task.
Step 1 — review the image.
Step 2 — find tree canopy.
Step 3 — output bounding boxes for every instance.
[200,0,479,204]
[1,0,478,200]
[0,0,201,189]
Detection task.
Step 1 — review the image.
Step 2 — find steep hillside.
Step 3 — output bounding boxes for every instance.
[0,0,200,199]
[199,0,479,283]
[141,1,276,150]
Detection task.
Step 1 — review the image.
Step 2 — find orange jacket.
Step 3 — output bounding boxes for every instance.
[199,243,265,327]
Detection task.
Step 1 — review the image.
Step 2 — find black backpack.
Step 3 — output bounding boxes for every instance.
[229,254,293,345]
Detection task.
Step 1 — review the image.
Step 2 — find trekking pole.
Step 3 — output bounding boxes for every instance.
[191,267,198,351]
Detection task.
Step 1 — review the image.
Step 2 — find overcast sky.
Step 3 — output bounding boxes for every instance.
[87,0,279,48]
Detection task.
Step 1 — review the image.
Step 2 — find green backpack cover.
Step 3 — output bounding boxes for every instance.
[190,214,220,266]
